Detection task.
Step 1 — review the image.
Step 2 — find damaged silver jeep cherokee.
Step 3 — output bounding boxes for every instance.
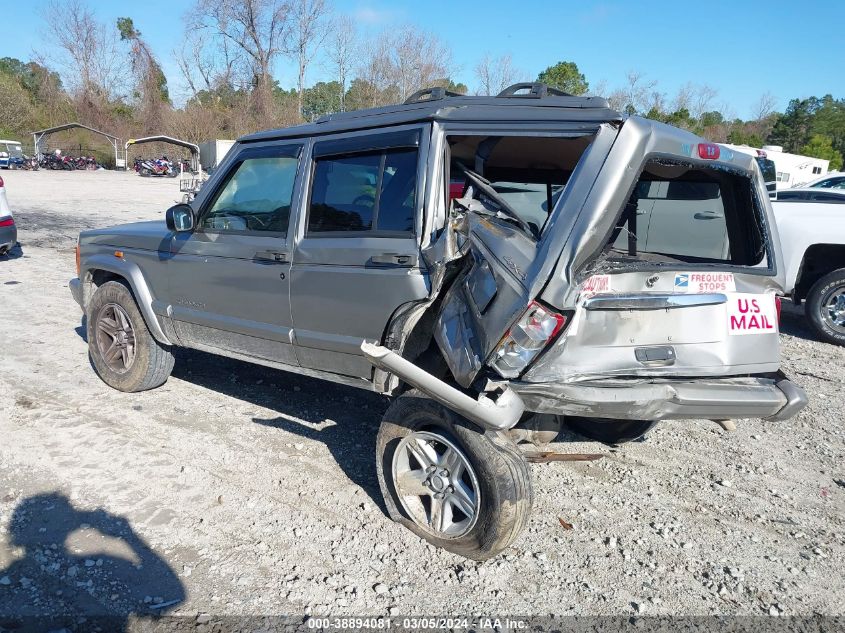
[70,83,807,559]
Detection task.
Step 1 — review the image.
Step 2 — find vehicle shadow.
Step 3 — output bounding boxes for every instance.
[778,301,823,344]
[0,492,185,632]
[0,242,24,260]
[170,348,391,514]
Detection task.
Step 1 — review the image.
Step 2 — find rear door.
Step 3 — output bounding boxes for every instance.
[166,142,302,365]
[289,127,430,378]
[535,159,781,382]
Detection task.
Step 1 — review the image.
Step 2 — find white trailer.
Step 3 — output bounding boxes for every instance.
[724,144,829,190]
[198,140,235,172]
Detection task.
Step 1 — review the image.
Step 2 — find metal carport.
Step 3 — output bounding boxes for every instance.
[32,123,122,168]
[125,136,202,173]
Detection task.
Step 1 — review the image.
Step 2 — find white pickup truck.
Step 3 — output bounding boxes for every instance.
[773,200,845,345]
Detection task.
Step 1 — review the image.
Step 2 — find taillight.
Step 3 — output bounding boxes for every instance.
[698,143,721,160]
[775,296,782,325]
[75,243,81,276]
[491,301,567,378]
[0,217,13,227]
[0,175,4,186]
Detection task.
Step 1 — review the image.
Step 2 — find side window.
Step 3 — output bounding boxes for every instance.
[200,155,299,234]
[308,148,418,235]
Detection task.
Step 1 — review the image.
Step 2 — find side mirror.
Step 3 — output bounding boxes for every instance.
[166,204,195,232]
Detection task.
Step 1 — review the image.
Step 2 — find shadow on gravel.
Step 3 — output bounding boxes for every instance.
[0,493,184,632]
[0,243,24,260]
[170,348,391,514]
[778,301,824,344]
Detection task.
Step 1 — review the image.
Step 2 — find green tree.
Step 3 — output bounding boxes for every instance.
[117,17,169,104]
[302,81,342,121]
[769,97,819,153]
[0,72,33,138]
[727,127,763,148]
[801,134,844,171]
[536,61,588,95]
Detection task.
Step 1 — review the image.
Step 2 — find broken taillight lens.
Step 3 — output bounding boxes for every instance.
[491,301,566,378]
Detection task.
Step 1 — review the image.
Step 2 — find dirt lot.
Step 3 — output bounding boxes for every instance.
[0,169,844,622]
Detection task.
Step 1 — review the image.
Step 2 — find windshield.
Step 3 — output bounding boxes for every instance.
[489,182,565,234]
[3,143,23,158]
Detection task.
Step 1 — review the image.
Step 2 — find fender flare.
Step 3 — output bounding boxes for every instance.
[81,254,171,345]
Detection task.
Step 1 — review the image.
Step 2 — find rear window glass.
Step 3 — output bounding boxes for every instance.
[608,161,768,267]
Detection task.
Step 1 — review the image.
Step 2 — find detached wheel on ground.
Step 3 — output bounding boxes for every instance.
[805,269,845,346]
[87,280,174,392]
[563,416,657,444]
[376,390,533,560]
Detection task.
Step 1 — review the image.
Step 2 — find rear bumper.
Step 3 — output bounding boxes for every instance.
[69,277,83,310]
[510,373,807,422]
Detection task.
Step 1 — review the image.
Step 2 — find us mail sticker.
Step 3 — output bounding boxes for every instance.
[727,293,777,336]
[675,272,735,293]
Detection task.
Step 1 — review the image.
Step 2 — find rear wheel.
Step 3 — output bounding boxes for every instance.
[805,269,845,346]
[376,391,533,560]
[564,416,657,444]
[87,281,174,392]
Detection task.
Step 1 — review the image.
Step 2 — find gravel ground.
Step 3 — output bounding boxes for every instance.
[0,169,843,623]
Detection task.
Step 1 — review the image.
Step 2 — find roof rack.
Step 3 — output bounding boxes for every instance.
[497,82,573,99]
[403,87,465,105]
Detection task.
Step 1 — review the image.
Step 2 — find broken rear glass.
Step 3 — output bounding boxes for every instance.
[606,160,768,268]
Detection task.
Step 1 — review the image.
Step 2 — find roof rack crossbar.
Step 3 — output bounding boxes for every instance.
[496,82,573,99]
[403,87,463,105]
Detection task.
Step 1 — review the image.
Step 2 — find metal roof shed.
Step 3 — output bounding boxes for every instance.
[31,123,122,167]
[125,135,202,173]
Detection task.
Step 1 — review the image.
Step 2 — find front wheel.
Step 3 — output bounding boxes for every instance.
[87,281,175,392]
[563,416,657,444]
[376,391,533,560]
[805,270,845,346]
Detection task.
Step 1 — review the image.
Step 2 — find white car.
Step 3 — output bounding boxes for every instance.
[776,188,845,203]
[802,171,845,189]
[773,200,845,345]
[0,175,17,255]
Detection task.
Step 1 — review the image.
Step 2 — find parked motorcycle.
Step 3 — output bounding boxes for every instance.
[20,155,39,171]
[138,157,177,177]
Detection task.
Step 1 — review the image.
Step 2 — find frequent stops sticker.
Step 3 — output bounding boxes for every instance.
[727,293,778,336]
[674,272,736,293]
[581,274,611,296]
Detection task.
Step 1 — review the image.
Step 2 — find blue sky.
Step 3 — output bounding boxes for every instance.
[4,0,843,118]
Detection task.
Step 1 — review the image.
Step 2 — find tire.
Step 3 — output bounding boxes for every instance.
[376,390,533,560]
[564,416,657,444]
[140,168,151,177]
[804,269,845,346]
[87,281,174,392]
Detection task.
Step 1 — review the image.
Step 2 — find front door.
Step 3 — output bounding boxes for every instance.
[167,143,302,365]
[290,128,430,378]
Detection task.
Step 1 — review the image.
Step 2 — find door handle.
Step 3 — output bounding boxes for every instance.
[369,253,417,266]
[254,250,289,263]
[694,212,724,220]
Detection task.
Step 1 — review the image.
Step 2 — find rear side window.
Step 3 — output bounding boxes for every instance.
[308,148,418,234]
[609,161,768,267]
